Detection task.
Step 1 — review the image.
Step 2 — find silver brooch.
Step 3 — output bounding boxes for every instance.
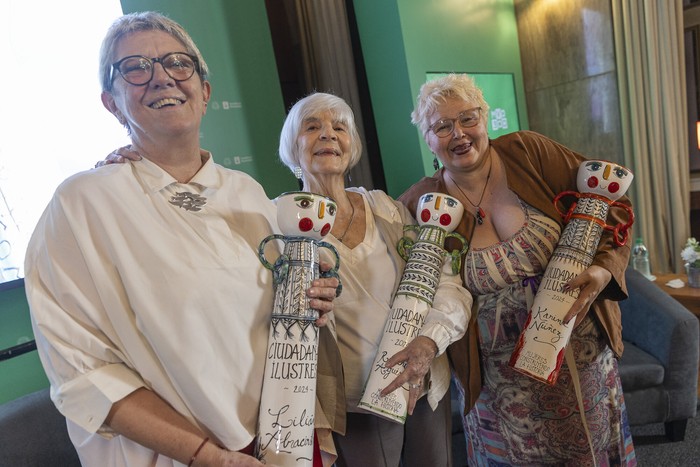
[169,192,207,211]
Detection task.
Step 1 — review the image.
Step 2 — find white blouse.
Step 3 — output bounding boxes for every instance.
[25,153,279,466]
[325,194,397,409]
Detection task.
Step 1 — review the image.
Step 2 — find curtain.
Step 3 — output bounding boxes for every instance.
[294,0,375,189]
[612,0,688,273]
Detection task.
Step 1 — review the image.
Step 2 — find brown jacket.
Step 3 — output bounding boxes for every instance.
[398,131,632,412]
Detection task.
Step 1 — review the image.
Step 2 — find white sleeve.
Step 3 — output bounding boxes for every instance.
[25,196,144,435]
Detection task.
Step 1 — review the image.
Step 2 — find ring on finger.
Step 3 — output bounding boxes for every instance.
[409,382,422,389]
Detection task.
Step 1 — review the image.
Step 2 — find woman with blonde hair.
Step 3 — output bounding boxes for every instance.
[400,73,637,466]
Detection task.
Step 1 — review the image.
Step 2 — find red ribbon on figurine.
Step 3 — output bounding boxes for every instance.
[554,191,634,247]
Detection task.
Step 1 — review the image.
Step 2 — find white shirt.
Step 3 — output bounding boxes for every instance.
[326,195,397,409]
[25,153,278,466]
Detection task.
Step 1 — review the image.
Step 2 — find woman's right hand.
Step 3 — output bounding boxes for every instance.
[379,335,438,415]
[94,145,142,168]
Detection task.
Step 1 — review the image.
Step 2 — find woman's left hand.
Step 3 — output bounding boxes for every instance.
[379,336,438,415]
[307,261,340,327]
[94,145,142,168]
[562,264,612,326]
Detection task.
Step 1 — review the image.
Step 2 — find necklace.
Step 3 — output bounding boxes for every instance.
[448,155,493,225]
[336,197,356,243]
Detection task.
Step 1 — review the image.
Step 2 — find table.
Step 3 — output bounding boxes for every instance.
[650,273,700,397]
[652,273,700,317]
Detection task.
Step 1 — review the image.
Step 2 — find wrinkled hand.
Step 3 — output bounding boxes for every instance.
[94,145,142,168]
[562,265,612,326]
[379,336,438,415]
[308,261,340,327]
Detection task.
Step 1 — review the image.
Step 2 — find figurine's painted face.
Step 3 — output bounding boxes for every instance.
[417,192,463,232]
[576,160,633,200]
[276,192,337,239]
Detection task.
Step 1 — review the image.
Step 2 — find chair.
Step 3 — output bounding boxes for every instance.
[0,387,81,467]
[618,268,699,441]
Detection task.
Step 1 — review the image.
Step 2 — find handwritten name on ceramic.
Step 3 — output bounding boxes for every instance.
[258,405,315,458]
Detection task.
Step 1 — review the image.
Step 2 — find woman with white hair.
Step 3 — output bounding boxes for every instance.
[278,92,471,467]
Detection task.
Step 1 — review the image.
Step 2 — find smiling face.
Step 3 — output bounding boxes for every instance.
[576,160,633,200]
[100,30,211,145]
[296,110,352,180]
[426,97,490,174]
[417,192,464,232]
[276,192,337,240]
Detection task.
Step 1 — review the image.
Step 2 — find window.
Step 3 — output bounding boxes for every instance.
[0,0,127,285]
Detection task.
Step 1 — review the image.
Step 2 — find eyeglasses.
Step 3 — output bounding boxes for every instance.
[110,52,200,88]
[429,107,482,138]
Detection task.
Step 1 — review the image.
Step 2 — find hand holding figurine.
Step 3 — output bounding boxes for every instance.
[380,336,438,414]
[562,265,612,326]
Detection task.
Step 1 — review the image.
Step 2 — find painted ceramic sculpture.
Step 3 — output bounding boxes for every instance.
[510,160,634,384]
[256,191,340,466]
[358,192,467,423]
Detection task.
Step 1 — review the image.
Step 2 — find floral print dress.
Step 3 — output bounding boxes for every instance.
[457,200,636,466]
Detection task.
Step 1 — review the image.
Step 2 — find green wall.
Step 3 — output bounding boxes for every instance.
[1,0,530,404]
[1,0,295,405]
[352,0,529,198]
[121,0,297,197]
[0,283,48,404]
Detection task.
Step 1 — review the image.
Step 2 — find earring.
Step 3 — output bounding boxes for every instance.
[433,156,440,171]
[294,167,304,190]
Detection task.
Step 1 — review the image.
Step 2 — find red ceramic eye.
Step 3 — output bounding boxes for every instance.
[440,213,452,226]
[587,177,599,188]
[421,209,431,223]
[299,217,313,232]
[608,182,620,193]
[321,223,331,236]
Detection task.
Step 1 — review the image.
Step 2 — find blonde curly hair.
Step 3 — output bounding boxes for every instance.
[411,73,489,137]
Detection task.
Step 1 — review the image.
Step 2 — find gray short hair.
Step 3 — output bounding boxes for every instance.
[411,73,489,137]
[98,11,209,92]
[279,92,363,174]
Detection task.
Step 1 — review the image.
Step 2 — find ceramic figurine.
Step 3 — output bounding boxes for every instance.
[358,192,467,423]
[510,160,634,384]
[256,191,340,466]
